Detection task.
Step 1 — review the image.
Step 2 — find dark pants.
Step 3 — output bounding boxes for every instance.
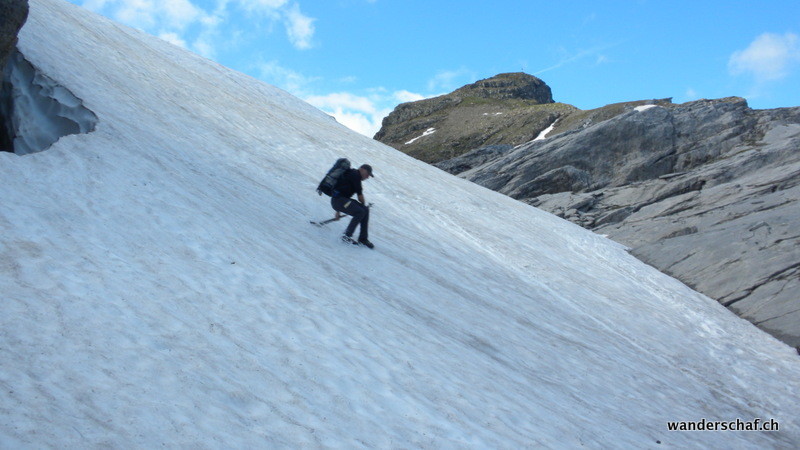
[331,197,369,240]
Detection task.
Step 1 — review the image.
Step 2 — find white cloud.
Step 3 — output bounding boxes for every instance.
[192,34,217,58]
[535,42,621,76]
[113,0,157,29]
[318,88,435,137]
[283,3,316,50]
[330,109,385,137]
[394,90,426,103]
[237,0,289,12]
[82,0,110,10]
[304,91,412,137]
[729,32,800,82]
[427,68,474,93]
[162,0,204,29]
[83,0,208,31]
[83,0,316,58]
[306,92,376,114]
[258,60,319,94]
[159,32,188,48]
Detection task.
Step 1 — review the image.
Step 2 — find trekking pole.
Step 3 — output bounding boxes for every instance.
[310,203,373,227]
[310,215,343,227]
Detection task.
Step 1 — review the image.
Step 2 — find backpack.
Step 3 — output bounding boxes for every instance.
[317,158,350,196]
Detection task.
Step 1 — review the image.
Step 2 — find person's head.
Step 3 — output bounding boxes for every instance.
[359,164,374,180]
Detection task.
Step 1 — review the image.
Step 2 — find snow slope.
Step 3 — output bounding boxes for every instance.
[2,0,799,447]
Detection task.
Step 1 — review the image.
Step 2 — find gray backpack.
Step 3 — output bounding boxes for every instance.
[316,158,350,196]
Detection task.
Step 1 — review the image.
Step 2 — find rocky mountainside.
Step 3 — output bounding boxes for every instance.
[377,80,800,348]
[374,73,575,162]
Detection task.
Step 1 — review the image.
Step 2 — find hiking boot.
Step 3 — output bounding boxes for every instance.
[358,238,374,249]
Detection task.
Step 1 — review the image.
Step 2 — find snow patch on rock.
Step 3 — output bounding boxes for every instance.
[634,104,658,112]
[534,118,558,141]
[404,127,436,145]
[1,49,97,154]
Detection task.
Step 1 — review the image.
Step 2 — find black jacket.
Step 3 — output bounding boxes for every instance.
[333,168,363,198]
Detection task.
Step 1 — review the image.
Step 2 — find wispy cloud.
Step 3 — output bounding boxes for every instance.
[81,0,317,55]
[305,92,386,137]
[161,0,205,29]
[303,88,428,137]
[257,60,320,94]
[236,0,289,13]
[394,90,426,103]
[305,92,377,114]
[729,32,800,82]
[83,0,205,31]
[283,3,315,49]
[426,68,475,93]
[159,31,188,48]
[535,42,620,76]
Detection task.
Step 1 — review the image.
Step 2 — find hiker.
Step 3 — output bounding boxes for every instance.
[331,164,374,248]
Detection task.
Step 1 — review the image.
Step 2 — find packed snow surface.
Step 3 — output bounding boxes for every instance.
[2,0,799,448]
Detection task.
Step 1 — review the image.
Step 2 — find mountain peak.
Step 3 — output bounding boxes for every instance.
[452,72,554,103]
[374,73,568,162]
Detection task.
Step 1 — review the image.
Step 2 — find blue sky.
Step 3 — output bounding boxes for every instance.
[71,0,800,136]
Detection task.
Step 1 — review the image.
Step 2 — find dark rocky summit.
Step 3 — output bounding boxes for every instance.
[378,77,800,347]
[450,71,554,103]
[374,73,574,163]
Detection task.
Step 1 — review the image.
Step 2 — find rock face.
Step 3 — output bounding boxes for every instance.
[374,73,575,163]
[0,0,28,69]
[1,0,30,151]
[435,96,800,346]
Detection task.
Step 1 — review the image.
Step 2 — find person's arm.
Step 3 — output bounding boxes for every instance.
[354,174,365,205]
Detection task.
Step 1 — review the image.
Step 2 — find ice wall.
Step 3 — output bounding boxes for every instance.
[1,49,97,154]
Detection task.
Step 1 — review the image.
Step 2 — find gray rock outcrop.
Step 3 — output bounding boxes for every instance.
[437,97,800,347]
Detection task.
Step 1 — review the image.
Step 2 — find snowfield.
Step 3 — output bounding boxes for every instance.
[1,0,799,448]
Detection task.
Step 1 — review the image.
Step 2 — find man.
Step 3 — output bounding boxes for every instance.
[331,164,374,249]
